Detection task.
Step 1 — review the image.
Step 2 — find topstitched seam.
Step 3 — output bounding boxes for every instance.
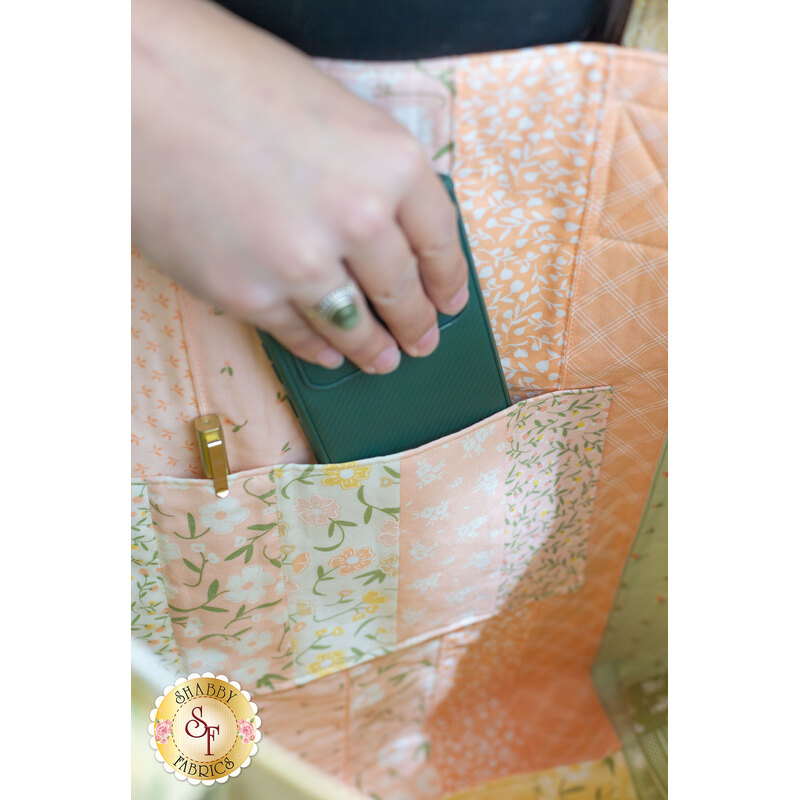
[561,49,615,389]
[176,286,208,419]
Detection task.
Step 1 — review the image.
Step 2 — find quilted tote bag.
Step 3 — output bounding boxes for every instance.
[132,41,667,800]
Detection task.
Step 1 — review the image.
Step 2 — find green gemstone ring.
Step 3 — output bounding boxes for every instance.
[314,285,360,331]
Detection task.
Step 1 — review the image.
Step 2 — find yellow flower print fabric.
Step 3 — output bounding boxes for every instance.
[320,462,381,491]
[274,459,401,685]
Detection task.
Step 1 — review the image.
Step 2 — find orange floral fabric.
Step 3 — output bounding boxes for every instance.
[453,45,607,400]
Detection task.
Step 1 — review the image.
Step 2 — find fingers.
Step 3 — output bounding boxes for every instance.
[291,271,402,376]
[346,224,440,358]
[238,168,470,374]
[397,170,469,316]
[256,304,345,369]
[237,288,402,375]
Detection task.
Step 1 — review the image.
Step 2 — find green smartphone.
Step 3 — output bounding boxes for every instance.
[257,175,510,463]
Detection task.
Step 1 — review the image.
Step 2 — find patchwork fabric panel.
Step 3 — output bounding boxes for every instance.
[143,387,610,694]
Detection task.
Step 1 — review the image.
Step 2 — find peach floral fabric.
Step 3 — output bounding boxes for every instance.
[131,253,200,477]
[131,42,667,800]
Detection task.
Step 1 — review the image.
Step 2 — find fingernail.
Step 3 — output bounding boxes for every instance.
[365,345,401,374]
[317,347,344,369]
[408,323,440,357]
[444,284,469,315]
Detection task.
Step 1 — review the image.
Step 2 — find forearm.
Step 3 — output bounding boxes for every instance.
[131,0,465,373]
[132,0,312,244]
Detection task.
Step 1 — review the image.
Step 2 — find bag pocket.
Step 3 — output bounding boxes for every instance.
[140,386,612,695]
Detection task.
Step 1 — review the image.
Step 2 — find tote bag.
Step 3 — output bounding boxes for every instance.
[132,41,667,800]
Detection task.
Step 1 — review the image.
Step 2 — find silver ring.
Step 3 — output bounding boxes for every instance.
[313,285,360,331]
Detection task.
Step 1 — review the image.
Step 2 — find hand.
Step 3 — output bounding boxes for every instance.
[132,0,468,374]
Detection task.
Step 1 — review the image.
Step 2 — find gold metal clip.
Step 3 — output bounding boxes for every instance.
[194,414,230,497]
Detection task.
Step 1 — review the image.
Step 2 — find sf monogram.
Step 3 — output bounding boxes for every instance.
[185,705,219,756]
